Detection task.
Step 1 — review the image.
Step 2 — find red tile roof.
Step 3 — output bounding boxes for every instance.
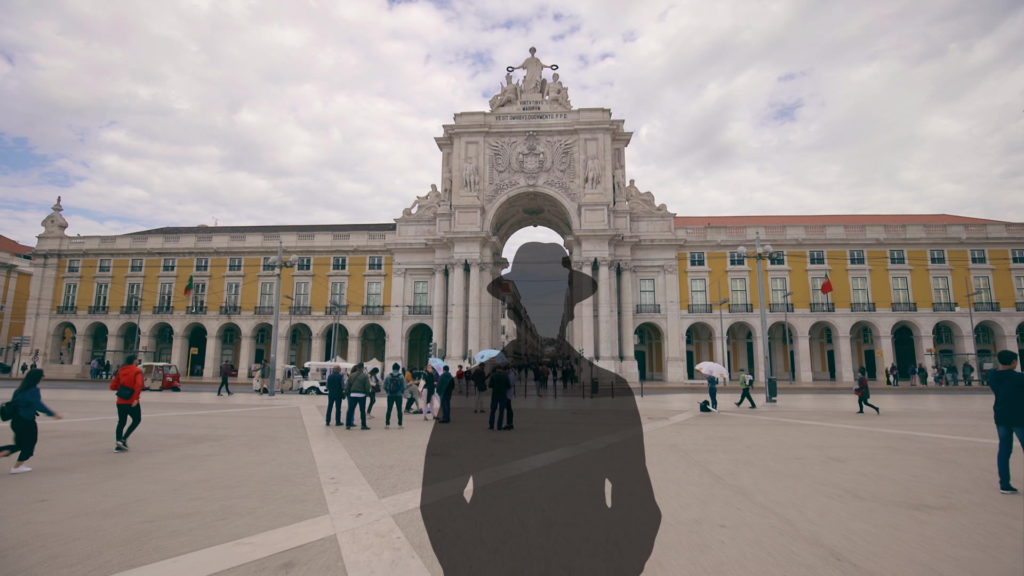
[674,214,1009,227]
[0,235,33,255]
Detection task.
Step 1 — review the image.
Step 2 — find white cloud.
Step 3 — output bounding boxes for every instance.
[1,0,1022,247]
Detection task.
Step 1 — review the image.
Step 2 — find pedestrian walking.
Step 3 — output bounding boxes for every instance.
[422,365,438,421]
[918,363,929,386]
[345,363,371,430]
[109,355,144,452]
[855,369,880,414]
[383,363,407,429]
[504,365,517,430]
[455,365,465,395]
[988,350,1024,494]
[218,360,234,396]
[19,362,28,377]
[367,367,380,419]
[472,365,487,413]
[487,365,512,430]
[705,374,719,412]
[889,363,899,387]
[948,364,960,386]
[735,369,756,408]
[963,361,975,386]
[1,369,63,474]
[437,365,454,423]
[325,365,345,426]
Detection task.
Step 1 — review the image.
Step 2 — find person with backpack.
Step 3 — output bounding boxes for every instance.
[855,369,880,414]
[345,363,371,430]
[705,374,719,412]
[383,363,407,429]
[109,355,144,452]
[735,369,756,408]
[1,368,63,474]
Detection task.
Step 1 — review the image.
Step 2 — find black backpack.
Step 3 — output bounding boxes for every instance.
[384,373,405,395]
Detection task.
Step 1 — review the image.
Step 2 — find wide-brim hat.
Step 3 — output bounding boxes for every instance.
[486,242,597,306]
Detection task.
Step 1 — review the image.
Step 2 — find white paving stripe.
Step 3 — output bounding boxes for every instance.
[299,403,432,576]
[719,411,997,443]
[108,514,335,576]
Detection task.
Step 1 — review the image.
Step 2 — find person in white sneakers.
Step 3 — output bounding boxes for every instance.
[1,369,63,474]
[735,369,756,408]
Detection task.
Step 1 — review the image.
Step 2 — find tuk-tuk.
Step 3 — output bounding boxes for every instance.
[298,361,355,394]
[141,362,182,391]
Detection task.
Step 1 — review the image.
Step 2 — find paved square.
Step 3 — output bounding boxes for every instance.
[0,384,1020,576]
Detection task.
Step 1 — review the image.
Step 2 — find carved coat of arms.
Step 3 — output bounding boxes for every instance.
[488,132,576,198]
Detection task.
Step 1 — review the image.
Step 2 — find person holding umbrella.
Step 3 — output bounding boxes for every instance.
[696,361,728,412]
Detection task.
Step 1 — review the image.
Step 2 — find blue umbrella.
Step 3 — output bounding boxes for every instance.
[427,357,446,372]
[474,349,507,365]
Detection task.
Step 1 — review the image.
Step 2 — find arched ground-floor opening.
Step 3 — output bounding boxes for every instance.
[635,323,663,381]
[892,323,918,379]
[407,323,432,371]
[287,323,312,367]
[360,324,386,364]
[684,322,713,380]
[185,324,208,376]
[322,323,350,362]
[726,323,754,379]
[850,322,878,380]
[52,322,77,365]
[809,322,837,381]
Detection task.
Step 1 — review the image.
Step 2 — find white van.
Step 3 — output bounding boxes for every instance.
[298,361,355,394]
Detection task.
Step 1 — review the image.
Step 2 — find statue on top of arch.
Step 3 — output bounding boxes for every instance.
[489,47,571,112]
[401,184,445,219]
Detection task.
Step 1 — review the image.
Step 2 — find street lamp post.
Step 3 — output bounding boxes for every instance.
[783,291,793,381]
[716,297,729,371]
[330,298,343,361]
[738,232,785,403]
[128,294,143,359]
[966,289,982,372]
[267,242,296,397]
[283,295,294,366]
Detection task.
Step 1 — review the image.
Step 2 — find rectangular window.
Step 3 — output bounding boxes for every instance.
[728,251,746,266]
[259,282,275,307]
[191,281,207,308]
[770,277,789,303]
[98,258,112,273]
[413,280,429,307]
[892,276,910,303]
[130,258,144,272]
[1012,249,1024,265]
[811,277,828,303]
[158,282,174,307]
[366,281,383,306]
[296,257,312,272]
[94,283,109,306]
[67,259,81,273]
[228,257,242,272]
[932,276,951,303]
[929,249,946,265]
[970,249,987,264]
[851,276,869,303]
[849,250,865,265]
[368,256,384,271]
[330,281,346,306]
[332,257,347,271]
[690,278,708,305]
[639,278,656,306]
[689,252,705,267]
[768,251,785,266]
[62,283,78,307]
[730,277,748,305]
[195,257,209,272]
[972,276,993,302]
[225,282,240,307]
[808,250,825,266]
[1015,276,1024,302]
[162,258,176,272]
[126,283,141,304]
[889,249,906,265]
[294,281,310,307]
[262,257,275,272]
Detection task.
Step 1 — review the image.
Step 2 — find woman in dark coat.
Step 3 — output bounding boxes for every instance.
[1,369,63,473]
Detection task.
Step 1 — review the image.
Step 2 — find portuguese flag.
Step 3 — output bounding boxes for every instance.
[183,275,194,296]
[820,273,833,295]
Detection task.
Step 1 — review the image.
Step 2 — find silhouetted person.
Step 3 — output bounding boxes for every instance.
[421,242,661,575]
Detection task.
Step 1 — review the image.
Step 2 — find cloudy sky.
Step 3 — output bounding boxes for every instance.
[1,0,1022,251]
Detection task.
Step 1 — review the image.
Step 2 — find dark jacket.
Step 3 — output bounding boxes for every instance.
[438,372,454,398]
[488,370,511,397]
[326,372,346,397]
[989,369,1024,427]
[347,371,371,395]
[9,387,55,421]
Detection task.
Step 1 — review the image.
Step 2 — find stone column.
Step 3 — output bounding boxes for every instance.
[71,330,86,369]
[836,332,854,384]
[597,259,612,361]
[203,338,218,380]
[388,268,407,364]
[664,263,686,379]
[432,265,446,356]
[795,328,813,383]
[170,334,184,370]
[310,333,324,363]
[466,260,482,360]
[238,331,253,372]
[619,263,635,360]
[448,262,466,362]
[876,331,893,381]
[577,260,595,362]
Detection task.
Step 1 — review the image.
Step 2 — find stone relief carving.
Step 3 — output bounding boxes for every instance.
[624,179,669,214]
[584,156,602,191]
[463,157,480,197]
[402,184,444,218]
[488,132,576,198]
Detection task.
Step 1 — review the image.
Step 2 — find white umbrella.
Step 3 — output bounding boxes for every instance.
[695,361,729,380]
[474,349,507,364]
[427,357,446,372]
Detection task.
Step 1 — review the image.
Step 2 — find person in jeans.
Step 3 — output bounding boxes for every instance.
[383,363,407,429]
[109,355,144,452]
[487,365,511,430]
[1,369,63,473]
[988,350,1024,494]
[346,363,371,430]
[437,365,454,423]
[705,375,719,412]
[366,367,380,419]
[472,365,487,413]
[218,361,233,396]
[325,365,345,426]
[735,369,756,408]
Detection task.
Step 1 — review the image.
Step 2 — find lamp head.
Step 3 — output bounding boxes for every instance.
[737,246,748,257]
[763,244,773,254]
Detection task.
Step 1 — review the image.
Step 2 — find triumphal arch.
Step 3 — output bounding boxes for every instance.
[395,47,676,382]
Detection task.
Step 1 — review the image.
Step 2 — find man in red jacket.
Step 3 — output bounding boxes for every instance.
[109,355,144,452]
